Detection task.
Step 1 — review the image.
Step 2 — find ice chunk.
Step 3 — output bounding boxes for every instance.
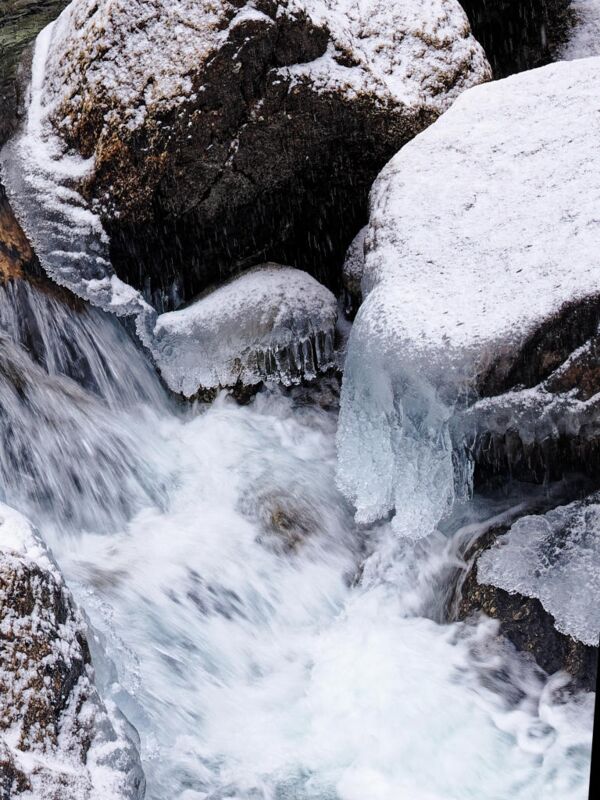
[151,265,337,396]
[338,58,600,536]
[477,495,600,646]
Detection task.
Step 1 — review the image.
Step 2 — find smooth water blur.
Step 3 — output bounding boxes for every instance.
[0,281,594,800]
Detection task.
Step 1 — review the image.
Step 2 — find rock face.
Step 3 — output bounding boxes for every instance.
[0,504,145,799]
[0,1,69,146]
[14,0,489,311]
[458,0,571,77]
[457,495,600,691]
[337,57,600,538]
[150,264,337,397]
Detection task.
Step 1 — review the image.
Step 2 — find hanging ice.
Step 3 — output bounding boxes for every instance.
[337,57,600,538]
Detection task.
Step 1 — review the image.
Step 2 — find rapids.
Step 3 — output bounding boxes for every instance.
[0,277,594,800]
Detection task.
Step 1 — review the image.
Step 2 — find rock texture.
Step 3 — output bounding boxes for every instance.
[0,504,145,799]
[22,0,489,311]
[0,1,69,146]
[337,57,600,535]
[459,0,571,77]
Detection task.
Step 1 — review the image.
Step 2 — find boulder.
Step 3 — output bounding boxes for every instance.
[337,57,600,537]
[150,263,337,396]
[1,0,489,312]
[0,504,145,799]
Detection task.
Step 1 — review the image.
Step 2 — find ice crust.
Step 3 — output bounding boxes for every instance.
[0,504,145,800]
[477,495,600,647]
[338,57,600,537]
[151,265,337,396]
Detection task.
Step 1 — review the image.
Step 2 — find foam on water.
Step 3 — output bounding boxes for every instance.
[22,386,593,800]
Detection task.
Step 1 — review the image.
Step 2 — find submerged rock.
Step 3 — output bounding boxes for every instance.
[457,493,600,691]
[4,0,489,311]
[150,264,337,396]
[337,57,600,536]
[0,504,145,799]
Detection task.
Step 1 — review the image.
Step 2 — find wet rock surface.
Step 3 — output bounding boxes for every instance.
[34,0,488,311]
[456,518,598,692]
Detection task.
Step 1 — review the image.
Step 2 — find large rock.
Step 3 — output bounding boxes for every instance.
[2,0,489,312]
[0,504,145,799]
[150,264,337,397]
[337,57,600,538]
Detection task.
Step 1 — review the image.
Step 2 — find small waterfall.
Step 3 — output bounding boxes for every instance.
[0,278,168,531]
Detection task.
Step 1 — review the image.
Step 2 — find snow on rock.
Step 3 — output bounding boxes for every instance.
[0,504,145,799]
[477,494,600,647]
[0,0,489,314]
[151,264,337,396]
[337,57,600,538]
[558,0,600,60]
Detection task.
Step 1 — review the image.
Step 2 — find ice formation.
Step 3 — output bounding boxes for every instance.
[0,504,145,800]
[151,265,337,396]
[558,0,600,59]
[477,494,600,646]
[338,57,600,537]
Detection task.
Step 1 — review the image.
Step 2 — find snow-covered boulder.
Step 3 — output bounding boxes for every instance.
[1,0,489,313]
[0,504,145,799]
[151,264,337,396]
[337,57,600,538]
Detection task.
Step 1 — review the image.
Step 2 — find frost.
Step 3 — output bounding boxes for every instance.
[477,495,600,646]
[151,265,337,396]
[337,58,600,536]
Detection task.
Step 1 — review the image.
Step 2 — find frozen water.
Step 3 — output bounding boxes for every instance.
[338,57,600,537]
[151,265,337,396]
[558,0,600,60]
[478,495,600,646]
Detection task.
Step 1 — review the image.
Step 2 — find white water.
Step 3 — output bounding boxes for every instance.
[0,281,593,799]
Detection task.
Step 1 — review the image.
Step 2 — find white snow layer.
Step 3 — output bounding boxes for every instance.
[152,265,337,396]
[0,504,144,800]
[477,495,600,646]
[558,0,600,60]
[337,57,600,537]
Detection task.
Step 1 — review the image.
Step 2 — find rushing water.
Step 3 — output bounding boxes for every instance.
[0,276,594,800]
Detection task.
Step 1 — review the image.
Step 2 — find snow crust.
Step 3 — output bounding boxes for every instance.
[152,265,337,396]
[477,495,600,647]
[558,0,600,60]
[338,57,600,536]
